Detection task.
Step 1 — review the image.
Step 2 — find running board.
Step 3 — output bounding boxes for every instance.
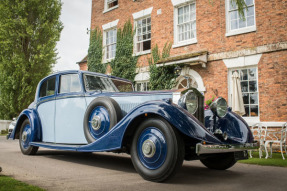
[30,142,87,151]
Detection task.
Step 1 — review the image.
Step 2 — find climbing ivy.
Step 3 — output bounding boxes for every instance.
[110,20,138,81]
[149,42,177,90]
[88,27,106,73]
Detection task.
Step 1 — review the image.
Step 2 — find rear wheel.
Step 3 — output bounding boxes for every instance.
[131,117,184,182]
[19,119,38,155]
[200,152,237,170]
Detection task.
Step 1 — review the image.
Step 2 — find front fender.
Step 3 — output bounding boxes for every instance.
[9,109,42,142]
[78,100,221,152]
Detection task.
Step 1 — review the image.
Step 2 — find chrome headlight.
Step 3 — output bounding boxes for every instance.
[210,97,228,118]
[178,90,198,115]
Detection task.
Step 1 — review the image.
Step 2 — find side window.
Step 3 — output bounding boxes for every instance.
[59,74,81,94]
[39,77,56,98]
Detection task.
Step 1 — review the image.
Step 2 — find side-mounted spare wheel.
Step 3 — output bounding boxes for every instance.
[83,97,122,143]
[131,117,184,182]
[19,119,39,155]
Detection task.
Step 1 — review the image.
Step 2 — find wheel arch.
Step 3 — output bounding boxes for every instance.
[10,109,42,142]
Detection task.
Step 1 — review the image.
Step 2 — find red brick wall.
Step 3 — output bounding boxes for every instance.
[258,50,287,122]
[91,0,287,67]
[79,62,88,71]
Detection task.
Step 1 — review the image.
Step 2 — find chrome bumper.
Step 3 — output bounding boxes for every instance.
[196,142,259,155]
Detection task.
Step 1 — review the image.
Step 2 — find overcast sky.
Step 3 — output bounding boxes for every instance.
[53,0,92,72]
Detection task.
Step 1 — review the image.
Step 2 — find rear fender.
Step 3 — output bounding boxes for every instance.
[9,109,42,142]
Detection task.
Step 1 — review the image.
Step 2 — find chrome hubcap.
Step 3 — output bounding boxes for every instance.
[22,131,27,142]
[90,115,101,131]
[142,139,156,158]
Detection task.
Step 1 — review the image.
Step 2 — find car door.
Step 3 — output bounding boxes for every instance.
[55,73,87,144]
[37,76,57,143]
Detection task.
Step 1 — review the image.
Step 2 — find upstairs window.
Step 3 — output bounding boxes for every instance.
[105,28,117,61]
[104,0,118,13]
[39,77,56,98]
[173,0,197,48]
[226,0,256,36]
[135,17,151,54]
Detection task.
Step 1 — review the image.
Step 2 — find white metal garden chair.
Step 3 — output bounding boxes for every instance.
[249,123,267,158]
[264,122,287,160]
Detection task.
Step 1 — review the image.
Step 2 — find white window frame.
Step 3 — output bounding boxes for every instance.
[224,54,262,125]
[225,0,256,37]
[172,0,197,48]
[135,81,150,92]
[102,19,119,63]
[103,0,119,13]
[132,7,153,56]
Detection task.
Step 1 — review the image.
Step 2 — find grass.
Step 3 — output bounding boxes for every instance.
[238,151,287,167]
[0,175,44,191]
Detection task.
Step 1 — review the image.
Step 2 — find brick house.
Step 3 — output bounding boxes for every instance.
[78,0,287,126]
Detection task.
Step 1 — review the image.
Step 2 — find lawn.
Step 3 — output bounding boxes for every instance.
[0,175,44,191]
[238,151,287,167]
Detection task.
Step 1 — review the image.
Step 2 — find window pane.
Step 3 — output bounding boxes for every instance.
[60,74,81,94]
[250,105,258,116]
[178,7,183,15]
[229,0,238,10]
[241,69,248,80]
[142,19,146,27]
[111,79,133,92]
[246,0,253,6]
[243,93,249,104]
[247,6,254,16]
[241,81,248,92]
[230,11,238,20]
[239,17,246,28]
[243,105,249,117]
[250,93,258,104]
[178,15,183,24]
[231,20,238,30]
[249,81,257,92]
[40,77,56,98]
[247,16,255,26]
[248,68,256,80]
[143,40,151,51]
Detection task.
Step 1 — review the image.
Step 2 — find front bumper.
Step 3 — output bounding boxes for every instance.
[196,142,259,155]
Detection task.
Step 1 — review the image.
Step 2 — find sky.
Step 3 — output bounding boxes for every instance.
[53,0,92,72]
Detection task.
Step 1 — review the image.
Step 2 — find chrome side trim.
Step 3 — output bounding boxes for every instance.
[196,142,259,155]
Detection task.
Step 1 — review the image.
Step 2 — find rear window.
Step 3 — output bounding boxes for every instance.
[39,77,56,98]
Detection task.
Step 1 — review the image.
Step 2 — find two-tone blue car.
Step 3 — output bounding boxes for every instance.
[9,70,258,182]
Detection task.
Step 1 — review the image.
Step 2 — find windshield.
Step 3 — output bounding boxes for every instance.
[84,74,133,92]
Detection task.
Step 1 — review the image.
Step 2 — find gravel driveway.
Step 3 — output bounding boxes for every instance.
[0,136,286,191]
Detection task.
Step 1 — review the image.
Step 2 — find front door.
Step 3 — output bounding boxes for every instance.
[55,73,87,144]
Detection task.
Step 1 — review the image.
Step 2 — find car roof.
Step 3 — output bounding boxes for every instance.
[44,70,132,83]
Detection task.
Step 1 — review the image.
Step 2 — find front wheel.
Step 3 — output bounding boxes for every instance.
[131,117,184,182]
[200,152,237,170]
[19,119,38,155]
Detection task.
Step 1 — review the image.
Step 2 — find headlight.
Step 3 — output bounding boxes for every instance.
[178,90,198,115]
[210,97,228,118]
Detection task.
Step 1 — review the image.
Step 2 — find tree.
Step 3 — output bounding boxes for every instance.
[88,28,105,73]
[0,0,63,119]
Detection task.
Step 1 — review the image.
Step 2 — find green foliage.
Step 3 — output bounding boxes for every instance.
[209,0,247,19]
[0,175,44,191]
[88,27,105,73]
[149,42,176,90]
[110,20,138,81]
[0,0,63,120]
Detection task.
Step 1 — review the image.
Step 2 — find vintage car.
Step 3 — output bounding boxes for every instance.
[9,70,258,182]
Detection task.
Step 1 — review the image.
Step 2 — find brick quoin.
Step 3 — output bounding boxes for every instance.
[79,0,287,124]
